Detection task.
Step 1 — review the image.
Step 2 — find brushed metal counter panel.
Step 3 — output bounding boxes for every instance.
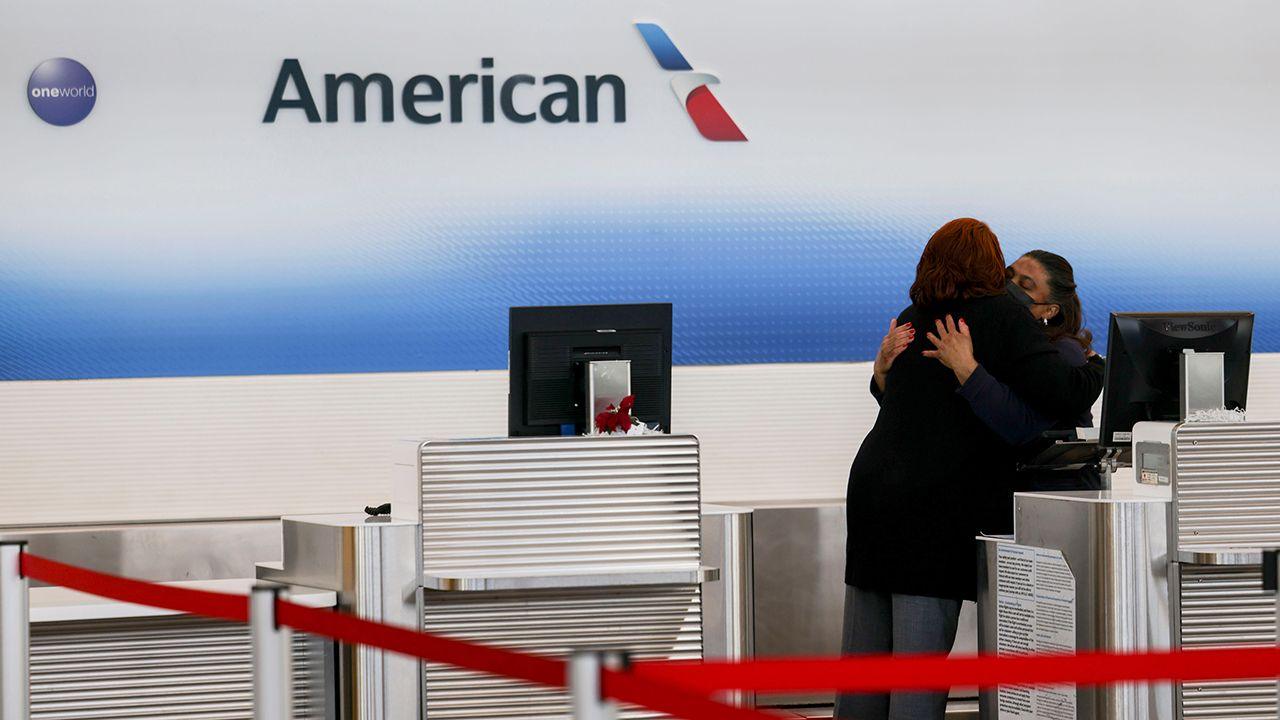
[1168,422,1280,719]
[410,435,707,717]
[269,514,423,720]
[422,586,701,719]
[1175,564,1276,719]
[415,435,702,578]
[0,521,281,585]
[749,504,979,707]
[29,615,331,719]
[701,507,755,709]
[1014,492,1173,720]
[1173,423,1280,548]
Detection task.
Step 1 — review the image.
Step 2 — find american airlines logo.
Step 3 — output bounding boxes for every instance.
[261,22,748,142]
[634,22,747,142]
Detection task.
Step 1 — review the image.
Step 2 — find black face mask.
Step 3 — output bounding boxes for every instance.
[1006,280,1035,308]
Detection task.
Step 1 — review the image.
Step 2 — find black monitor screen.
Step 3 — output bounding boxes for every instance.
[509,303,672,436]
[1099,311,1253,447]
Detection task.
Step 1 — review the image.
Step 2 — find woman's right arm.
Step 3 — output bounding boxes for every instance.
[958,365,1058,445]
[926,306,1102,419]
[929,325,1085,444]
[985,306,1103,418]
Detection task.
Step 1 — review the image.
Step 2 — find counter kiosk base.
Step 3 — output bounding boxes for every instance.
[979,420,1280,720]
[258,514,423,719]
[977,491,1172,720]
[394,433,716,718]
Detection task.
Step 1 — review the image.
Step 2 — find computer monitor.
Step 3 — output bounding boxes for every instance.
[1099,311,1253,448]
[508,303,672,436]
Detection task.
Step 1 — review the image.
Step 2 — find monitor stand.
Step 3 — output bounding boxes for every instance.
[1180,349,1226,418]
[1098,447,1127,490]
[582,359,632,433]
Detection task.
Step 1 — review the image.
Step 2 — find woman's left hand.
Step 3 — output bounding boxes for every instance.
[922,315,979,385]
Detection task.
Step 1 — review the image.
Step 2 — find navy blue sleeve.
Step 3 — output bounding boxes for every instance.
[956,365,1056,445]
[958,337,1089,446]
[979,299,1103,418]
[1052,336,1088,366]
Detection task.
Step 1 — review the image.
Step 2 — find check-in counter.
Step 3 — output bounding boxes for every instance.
[257,514,423,719]
[978,491,1173,720]
[979,420,1280,720]
[394,434,717,718]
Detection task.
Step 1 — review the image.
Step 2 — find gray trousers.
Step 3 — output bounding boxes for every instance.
[834,585,961,720]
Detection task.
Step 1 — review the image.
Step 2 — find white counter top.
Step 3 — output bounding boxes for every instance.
[283,512,418,527]
[30,578,337,624]
[1016,489,1170,504]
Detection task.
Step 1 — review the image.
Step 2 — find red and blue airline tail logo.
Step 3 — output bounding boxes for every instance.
[634,22,747,142]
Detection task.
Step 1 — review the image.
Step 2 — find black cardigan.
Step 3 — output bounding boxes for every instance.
[845,294,1104,600]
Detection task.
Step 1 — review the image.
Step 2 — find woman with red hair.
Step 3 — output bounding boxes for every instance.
[837,219,1103,720]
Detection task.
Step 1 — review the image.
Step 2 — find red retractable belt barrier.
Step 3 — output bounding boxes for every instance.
[274,599,564,688]
[21,551,1280,719]
[21,552,249,623]
[599,670,781,720]
[19,552,784,720]
[630,648,1280,694]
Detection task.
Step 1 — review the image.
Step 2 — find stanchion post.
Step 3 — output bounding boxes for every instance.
[569,650,623,720]
[251,585,292,720]
[0,542,29,720]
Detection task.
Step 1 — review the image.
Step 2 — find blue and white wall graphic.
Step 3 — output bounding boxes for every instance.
[2,0,1279,525]
[3,0,1277,381]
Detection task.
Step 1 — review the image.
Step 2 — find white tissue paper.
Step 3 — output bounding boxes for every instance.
[590,422,662,437]
[1185,408,1247,423]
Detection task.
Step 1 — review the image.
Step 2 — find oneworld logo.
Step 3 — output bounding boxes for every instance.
[634,23,746,142]
[28,58,96,126]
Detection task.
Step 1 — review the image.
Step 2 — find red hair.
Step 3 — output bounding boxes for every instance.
[909,218,1007,307]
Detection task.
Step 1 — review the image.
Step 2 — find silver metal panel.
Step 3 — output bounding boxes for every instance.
[1171,422,1280,549]
[750,505,846,662]
[29,615,331,719]
[1176,564,1276,719]
[1012,491,1174,719]
[1176,548,1263,565]
[411,435,706,718]
[422,586,700,719]
[415,435,702,578]
[0,521,281,585]
[751,503,979,707]
[750,505,843,707]
[262,514,424,720]
[422,567,717,592]
[701,506,755,709]
[1168,422,1280,719]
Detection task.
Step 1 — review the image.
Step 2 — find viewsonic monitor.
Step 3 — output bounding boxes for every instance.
[1099,311,1253,447]
[508,303,672,437]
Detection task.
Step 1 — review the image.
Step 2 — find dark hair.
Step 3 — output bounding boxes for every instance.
[1021,249,1093,351]
[910,218,1007,307]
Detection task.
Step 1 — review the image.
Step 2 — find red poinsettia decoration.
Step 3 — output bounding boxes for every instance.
[595,395,638,434]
